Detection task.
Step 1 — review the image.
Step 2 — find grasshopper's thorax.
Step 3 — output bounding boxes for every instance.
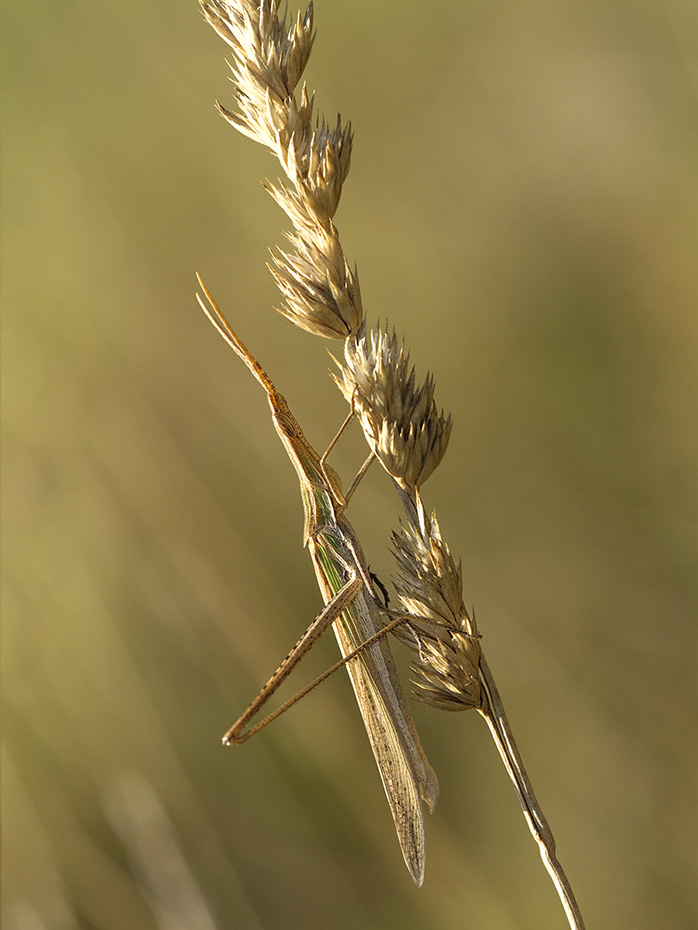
[322,460,344,506]
[269,393,344,544]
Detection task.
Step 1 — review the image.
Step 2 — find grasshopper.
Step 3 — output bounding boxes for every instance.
[197,277,438,886]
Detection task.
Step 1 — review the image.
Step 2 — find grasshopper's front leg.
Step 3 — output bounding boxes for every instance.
[319,389,377,511]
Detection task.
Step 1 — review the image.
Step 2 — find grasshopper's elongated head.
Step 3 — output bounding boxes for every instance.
[197,275,343,542]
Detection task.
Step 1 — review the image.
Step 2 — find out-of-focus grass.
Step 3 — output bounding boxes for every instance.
[2,1,697,928]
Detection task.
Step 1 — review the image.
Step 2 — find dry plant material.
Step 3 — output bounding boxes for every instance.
[332,325,452,491]
[196,1,585,926]
[202,0,362,339]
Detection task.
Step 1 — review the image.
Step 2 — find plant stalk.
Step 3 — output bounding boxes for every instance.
[477,653,586,930]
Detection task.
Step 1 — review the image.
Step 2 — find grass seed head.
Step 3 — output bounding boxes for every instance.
[201,1,315,106]
[333,324,452,489]
[268,222,363,337]
[202,0,362,339]
[392,506,482,710]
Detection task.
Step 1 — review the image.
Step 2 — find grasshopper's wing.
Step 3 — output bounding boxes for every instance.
[326,584,439,887]
[341,639,428,884]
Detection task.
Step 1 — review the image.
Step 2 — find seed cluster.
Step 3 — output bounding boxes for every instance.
[392,501,482,711]
[332,325,452,493]
[202,0,362,339]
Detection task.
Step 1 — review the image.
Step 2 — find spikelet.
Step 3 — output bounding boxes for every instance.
[202,0,315,147]
[267,210,363,338]
[332,324,452,490]
[391,498,482,710]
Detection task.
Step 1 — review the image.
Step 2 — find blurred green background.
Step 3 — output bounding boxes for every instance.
[3,1,697,928]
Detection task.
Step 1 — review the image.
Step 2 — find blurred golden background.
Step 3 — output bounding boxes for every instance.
[3,1,697,928]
